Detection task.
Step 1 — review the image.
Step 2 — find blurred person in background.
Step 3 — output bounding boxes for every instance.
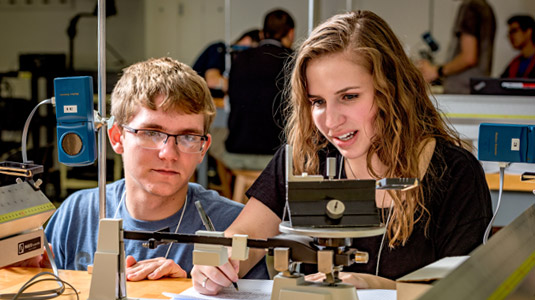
[500,15,535,79]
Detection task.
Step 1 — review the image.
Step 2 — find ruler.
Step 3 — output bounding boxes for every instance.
[418,204,535,300]
[0,203,56,223]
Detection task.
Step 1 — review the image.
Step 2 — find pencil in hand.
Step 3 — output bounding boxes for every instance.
[222,268,240,291]
[196,201,239,291]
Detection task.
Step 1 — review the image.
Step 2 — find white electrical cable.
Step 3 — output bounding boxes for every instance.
[483,163,509,244]
[340,155,394,276]
[21,98,53,163]
[0,271,78,300]
[164,195,187,259]
[113,191,126,219]
[376,200,394,276]
[13,96,64,295]
[114,190,187,259]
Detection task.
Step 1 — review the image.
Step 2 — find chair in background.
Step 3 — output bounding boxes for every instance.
[208,127,267,203]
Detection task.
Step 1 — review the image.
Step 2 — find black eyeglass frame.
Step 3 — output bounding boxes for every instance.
[121,124,208,152]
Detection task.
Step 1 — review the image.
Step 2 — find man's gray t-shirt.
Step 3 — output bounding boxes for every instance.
[444,0,496,94]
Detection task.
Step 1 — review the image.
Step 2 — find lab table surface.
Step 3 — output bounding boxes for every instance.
[0,267,192,299]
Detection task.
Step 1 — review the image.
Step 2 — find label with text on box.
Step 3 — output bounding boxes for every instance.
[63,105,78,113]
[18,236,41,255]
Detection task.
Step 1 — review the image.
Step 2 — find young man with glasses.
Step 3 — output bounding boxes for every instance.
[501,15,535,79]
[28,57,268,281]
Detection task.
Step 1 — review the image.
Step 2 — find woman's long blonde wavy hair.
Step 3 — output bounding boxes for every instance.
[285,10,463,247]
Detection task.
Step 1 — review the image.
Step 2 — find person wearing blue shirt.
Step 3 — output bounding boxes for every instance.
[192,29,261,96]
[15,57,268,282]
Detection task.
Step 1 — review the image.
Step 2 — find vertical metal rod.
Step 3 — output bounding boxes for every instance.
[224,0,231,78]
[97,0,107,219]
[308,0,314,36]
[429,0,434,33]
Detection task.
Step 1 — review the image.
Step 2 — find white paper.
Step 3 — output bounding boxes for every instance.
[163,279,396,300]
[164,279,272,300]
[357,289,396,300]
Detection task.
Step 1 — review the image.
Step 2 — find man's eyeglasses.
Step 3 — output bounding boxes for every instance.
[122,125,208,153]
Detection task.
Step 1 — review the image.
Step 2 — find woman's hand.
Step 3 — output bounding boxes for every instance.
[190,259,239,295]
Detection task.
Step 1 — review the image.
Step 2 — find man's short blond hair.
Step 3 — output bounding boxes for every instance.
[111,57,215,133]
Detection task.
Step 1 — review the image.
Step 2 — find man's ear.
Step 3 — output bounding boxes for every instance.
[199,133,212,164]
[282,28,295,48]
[108,123,124,154]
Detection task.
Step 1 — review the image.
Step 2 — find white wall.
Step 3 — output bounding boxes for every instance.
[1,0,534,76]
[144,0,311,66]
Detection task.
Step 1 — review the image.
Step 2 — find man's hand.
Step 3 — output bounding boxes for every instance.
[305,272,396,289]
[417,59,439,82]
[191,259,239,295]
[125,255,187,281]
